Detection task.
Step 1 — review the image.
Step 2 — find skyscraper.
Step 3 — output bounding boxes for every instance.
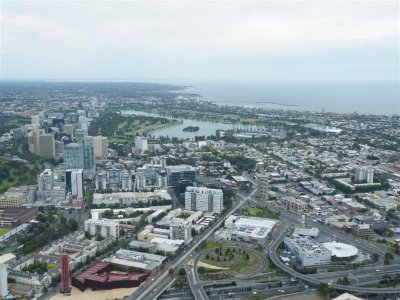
[60,254,71,294]
[65,169,83,199]
[93,136,108,159]
[64,143,84,170]
[38,134,55,158]
[0,263,8,297]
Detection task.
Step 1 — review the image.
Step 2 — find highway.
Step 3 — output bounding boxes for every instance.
[131,188,257,300]
[268,230,400,294]
[185,264,208,300]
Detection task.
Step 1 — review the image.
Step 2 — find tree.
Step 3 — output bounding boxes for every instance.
[178,268,186,276]
[318,282,330,294]
[337,276,350,285]
[168,268,175,275]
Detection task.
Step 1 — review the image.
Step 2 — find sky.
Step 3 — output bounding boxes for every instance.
[0,1,399,81]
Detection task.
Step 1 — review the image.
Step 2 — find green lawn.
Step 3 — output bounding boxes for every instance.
[241,206,279,219]
[200,246,262,276]
[0,228,11,237]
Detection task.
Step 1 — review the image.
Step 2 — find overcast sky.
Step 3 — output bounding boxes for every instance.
[1,1,399,81]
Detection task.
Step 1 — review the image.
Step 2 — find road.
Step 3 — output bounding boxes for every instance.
[131,188,257,300]
[268,229,400,294]
[185,264,208,300]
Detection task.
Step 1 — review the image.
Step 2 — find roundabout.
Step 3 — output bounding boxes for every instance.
[193,244,268,281]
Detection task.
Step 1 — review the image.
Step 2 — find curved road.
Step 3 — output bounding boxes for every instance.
[193,246,267,281]
[269,230,400,294]
[131,188,257,300]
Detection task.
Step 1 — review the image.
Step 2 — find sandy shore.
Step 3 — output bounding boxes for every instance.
[50,286,138,300]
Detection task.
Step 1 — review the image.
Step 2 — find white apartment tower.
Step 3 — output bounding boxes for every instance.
[185,187,223,213]
[135,136,148,154]
[355,166,374,184]
[0,263,8,297]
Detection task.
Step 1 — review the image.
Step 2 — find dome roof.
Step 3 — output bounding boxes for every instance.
[323,242,358,258]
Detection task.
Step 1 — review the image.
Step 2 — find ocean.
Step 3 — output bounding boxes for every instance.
[178,80,400,116]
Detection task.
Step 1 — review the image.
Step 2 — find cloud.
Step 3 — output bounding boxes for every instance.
[0,1,398,80]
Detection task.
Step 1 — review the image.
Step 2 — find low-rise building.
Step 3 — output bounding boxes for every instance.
[215,215,276,245]
[351,224,373,238]
[284,236,331,267]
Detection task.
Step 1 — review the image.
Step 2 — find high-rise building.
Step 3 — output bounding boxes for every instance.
[354,166,374,184]
[37,169,54,201]
[121,171,133,191]
[0,263,8,297]
[38,169,54,192]
[257,174,269,200]
[63,124,74,139]
[135,136,148,154]
[65,169,83,199]
[170,224,192,244]
[136,164,167,191]
[38,134,55,158]
[185,187,223,213]
[95,171,107,191]
[31,115,40,126]
[55,140,64,157]
[60,254,71,294]
[64,143,84,170]
[93,136,108,159]
[27,129,45,155]
[166,165,196,189]
[83,137,95,170]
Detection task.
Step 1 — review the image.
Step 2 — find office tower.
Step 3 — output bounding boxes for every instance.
[83,136,95,170]
[185,187,223,213]
[64,143,84,169]
[135,136,148,154]
[65,169,83,199]
[63,124,74,139]
[75,128,86,142]
[0,263,8,297]
[38,134,55,158]
[27,129,45,155]
[55,140,64,156]
[166,165,196,188]
[60,254,71,294]
[257,173,269,200]
[93,136,108,159]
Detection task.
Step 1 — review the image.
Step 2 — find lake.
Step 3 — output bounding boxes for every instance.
[121,110,260,139]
